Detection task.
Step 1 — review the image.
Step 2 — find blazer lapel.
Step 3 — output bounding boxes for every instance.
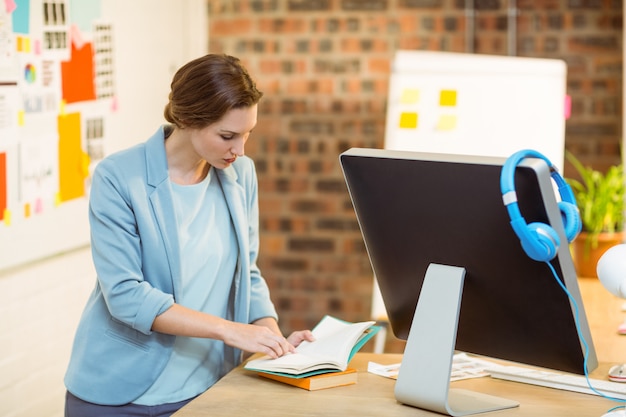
[145,129,183,299]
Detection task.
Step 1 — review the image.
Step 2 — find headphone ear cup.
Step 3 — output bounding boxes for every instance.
[558,201,582,243]
[522,222,561,262]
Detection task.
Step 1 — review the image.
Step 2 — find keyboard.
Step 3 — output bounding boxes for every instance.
[487,365,626,400]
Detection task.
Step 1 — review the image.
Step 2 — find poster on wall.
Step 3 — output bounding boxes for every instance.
[0,0,116,271]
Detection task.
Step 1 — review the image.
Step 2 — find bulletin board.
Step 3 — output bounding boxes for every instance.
[0,0,208,272]
[384,50,568,169]
[0,0,115,271]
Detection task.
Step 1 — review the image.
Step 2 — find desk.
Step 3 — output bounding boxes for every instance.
[173,353,618,417]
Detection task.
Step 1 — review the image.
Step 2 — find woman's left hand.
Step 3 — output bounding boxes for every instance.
[286,330,315,347]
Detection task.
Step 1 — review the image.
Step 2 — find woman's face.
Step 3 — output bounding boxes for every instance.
[189,104,258,169]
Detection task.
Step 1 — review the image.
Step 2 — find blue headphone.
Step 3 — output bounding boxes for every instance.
[500,150,582,262]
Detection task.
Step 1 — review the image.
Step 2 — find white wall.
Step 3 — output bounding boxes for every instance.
[0,1,207,416]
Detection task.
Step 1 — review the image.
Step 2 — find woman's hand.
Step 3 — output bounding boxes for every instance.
[286,330,315,348]
[152,305,315,359]
[223,321,297,359]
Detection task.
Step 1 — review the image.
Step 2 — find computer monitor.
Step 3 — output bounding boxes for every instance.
[340,148,597,416]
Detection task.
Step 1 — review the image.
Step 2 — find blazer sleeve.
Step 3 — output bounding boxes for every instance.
[89,156,174,335]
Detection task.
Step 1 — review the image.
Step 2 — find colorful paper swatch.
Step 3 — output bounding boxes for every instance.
[57,112,86,202]
[399,112,418,129]
[439,90,457,107]
[400,88,419,104]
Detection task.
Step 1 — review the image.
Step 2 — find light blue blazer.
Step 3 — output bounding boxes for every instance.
[64,126,278,405]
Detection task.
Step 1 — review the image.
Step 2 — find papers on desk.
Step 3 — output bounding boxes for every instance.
[368,352,492,382]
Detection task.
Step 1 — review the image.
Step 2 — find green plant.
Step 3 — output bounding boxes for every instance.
[565,151,624,249]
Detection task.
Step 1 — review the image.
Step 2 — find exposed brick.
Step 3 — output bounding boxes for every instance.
[287,0,332,11]
[210,18,254,36]
[316,179,349,193]
[568,35,620,51]
[565,122,619,137]
[288,238,335,252]
[209,1,623,337]
[401,0,444,8]
[270,257,309,272]
[315,218,361,231]
[341,0,388,11]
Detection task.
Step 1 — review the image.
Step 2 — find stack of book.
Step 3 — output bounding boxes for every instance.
[244,315,380,391]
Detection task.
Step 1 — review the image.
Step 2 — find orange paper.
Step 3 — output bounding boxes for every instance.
[61,39,96,103]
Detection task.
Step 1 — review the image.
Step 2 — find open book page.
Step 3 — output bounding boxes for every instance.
[244,316,376,377]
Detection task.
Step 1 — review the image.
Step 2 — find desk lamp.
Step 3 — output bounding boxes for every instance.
[597,244,626,417]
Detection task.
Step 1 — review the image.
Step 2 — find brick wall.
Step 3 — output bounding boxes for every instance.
[208,0,622,351]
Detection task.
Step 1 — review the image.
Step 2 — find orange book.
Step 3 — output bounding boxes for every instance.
[257,368,358,391]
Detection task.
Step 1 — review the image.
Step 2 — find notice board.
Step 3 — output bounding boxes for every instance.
[0,0,206,271]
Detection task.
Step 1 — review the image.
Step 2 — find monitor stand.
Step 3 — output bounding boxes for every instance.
[394,263,519,416]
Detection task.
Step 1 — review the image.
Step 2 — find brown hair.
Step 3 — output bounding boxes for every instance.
[163,54,263,129]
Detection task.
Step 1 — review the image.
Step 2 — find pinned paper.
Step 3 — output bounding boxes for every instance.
[437,114,457,131]
[61,39,96,103]
[3,208,10,225]
[23,202,30,218]
[10,0,28,34]
[69,24,86,50]
[564,95,571,120]
[17,110,24,125]
[400,88,419,104]
[4,0,17,14]
[439,90,457,107]
[58,112,86,202]
[399,112,418,129]
[35,198,43,214]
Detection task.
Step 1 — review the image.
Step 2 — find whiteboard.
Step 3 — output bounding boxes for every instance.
[384,51,567,169]
[0,0,207,271]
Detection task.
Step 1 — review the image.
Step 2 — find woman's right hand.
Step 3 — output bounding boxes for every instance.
[222,321,296,359]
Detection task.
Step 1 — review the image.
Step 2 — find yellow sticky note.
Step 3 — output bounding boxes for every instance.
[440,90,457,107]
[24,203,31,218]
[81,152,91,178]
[54,192,62,206]
[17,110,24,126]
[58,112,86,202]
[399,112,418,129]
[3,209,11,225]
[23,37,31,53]
[59,100,66,116]
[437,114,457,131]
[400,89,420,104]
[16,36,23,52]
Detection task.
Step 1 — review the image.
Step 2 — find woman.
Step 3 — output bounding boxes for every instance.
[64,54,313,416]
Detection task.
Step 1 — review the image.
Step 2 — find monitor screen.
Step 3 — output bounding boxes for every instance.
[340,147,597,412]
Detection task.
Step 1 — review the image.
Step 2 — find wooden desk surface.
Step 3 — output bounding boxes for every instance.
[174,353,618,417]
